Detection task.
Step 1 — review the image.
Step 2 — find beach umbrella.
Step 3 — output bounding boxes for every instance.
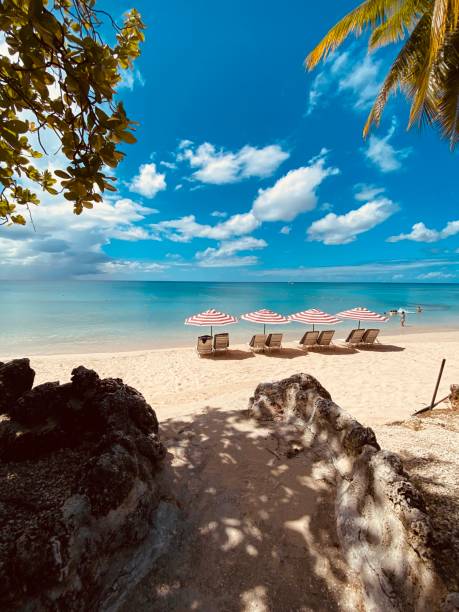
[184,308,238,336]
[288,308,342,332]
[240,308,290,334]
[336,307,388,329]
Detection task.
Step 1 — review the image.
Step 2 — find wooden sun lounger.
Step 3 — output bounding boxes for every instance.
[361,328,380,345]
[317,330,335,346]
[197,334,213,356]
[249,334,267,352]
[265,333,283,351]
[344,328,366,345]
[213,332,229,352]
[299,330,319,348]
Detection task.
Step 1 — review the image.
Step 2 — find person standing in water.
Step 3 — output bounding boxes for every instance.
[400,310,406,327]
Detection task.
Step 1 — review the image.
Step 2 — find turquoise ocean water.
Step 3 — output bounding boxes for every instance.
[1,281,459,356]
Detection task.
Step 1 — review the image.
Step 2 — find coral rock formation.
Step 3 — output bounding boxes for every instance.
[0,359,173,611]
[249,373,452,611]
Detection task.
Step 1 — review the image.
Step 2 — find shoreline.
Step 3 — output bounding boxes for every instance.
[3,323,459,360]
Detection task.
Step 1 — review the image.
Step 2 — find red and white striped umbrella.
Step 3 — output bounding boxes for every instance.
[336,307,388,329]
[289,308,342,331]
[185,308,237,335]
[241,308,290,334]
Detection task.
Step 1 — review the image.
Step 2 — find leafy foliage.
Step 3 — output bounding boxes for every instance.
[0,0,145,225]
[306,0,459,148]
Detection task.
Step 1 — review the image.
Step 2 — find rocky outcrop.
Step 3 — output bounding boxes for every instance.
[0,359,175,611]
[249,373,451,612]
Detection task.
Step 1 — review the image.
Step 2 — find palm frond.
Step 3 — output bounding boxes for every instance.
[306,0,400,69]
[408,0,448,126]
[369,0,430,48]
[436,28,459,146]
[364,11,433,136]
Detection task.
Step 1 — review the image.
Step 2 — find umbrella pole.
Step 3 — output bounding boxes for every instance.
[358,320,361,329]
[210,325,213,336]
[263,324,266,334]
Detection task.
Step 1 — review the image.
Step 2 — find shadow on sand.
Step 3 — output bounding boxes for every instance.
[125,407,360,611]
[356,344,405,353]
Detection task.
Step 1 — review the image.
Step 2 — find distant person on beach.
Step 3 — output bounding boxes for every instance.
[416,305,423,313]
[400,310,406,327]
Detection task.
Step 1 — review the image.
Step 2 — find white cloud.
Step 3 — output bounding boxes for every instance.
[306,49,382,115]
[128,163,166,198]
[195,236,267,267]
[257,259,457,280]
[0,196,160,279]
[118,68,145,90]
[101,260,168,274]
[252,152,338,222]
[388,220,459,243]
[151,212,260,243]
[354,184,385,201]
[160,161,177,170]
[211,210,228,218]
[280,225,291,235]
[338,54,382,109]
[307,197,397,245]
[417,271,455,280]
[177,141,289,184]
[365,119,412,172]
[174,184,183,191]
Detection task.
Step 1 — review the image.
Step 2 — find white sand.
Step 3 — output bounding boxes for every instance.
[5,331,458,609]
[21,330,459,427]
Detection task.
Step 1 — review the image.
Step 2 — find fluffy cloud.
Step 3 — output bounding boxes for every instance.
[306,50,382,115]
[151,212,260,242]
[307,197,397,245]
[251,153,338,222]
[388,220,459,243]
[128,163,167,198]
[364,119,412,172]
[177,141,289,184]
[280,225,291,235]
[195,236,267,267]
[0,196,159,278]
[210,210,228,218]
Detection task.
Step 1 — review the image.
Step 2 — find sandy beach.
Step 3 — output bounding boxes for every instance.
[22,330,459,427]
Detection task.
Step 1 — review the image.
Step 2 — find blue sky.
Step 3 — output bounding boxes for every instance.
[1,0,458,281]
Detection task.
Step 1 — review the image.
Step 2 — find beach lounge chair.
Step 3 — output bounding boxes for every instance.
[361,328,380,345]
[265,333,283,351]
[317,330,335,346]
[249,334,267,352]
[213,332,229,352]
[344,328,366,345]
[197,335,213,356]
[299,330,319,349]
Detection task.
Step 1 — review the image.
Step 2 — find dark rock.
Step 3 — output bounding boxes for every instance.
[0,359,167,611]
[10,381,63,426]
[0,358,35,412]
[343,425,380,455]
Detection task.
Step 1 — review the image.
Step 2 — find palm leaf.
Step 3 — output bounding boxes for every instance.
[306,0,400,69]
[436,28,459,146]
[369,0,430,48]
[363,11,433,135]
[408,0,448,126]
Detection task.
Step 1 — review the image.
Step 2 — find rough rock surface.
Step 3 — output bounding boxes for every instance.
[249,373,452,612]
[0,359,173,611]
